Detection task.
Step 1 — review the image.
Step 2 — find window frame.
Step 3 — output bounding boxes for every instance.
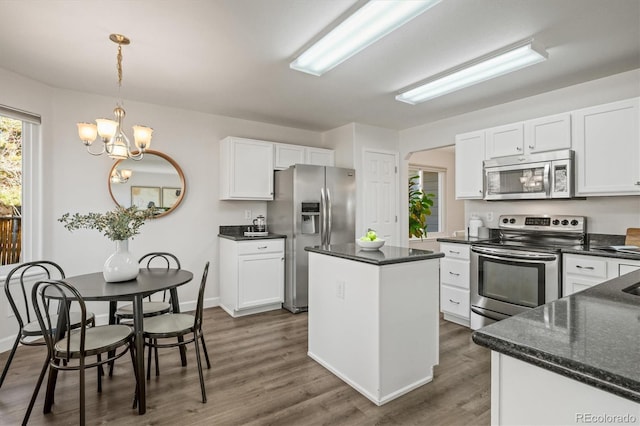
[408,164,446,240]
[0,106,42,279]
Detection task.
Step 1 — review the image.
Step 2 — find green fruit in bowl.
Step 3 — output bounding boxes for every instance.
[366,230,377,241]
[360,236,369,241]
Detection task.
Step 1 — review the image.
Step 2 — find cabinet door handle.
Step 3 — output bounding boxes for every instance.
[257,245,268,249]
[576,265,594,270]
[516,147,522,151]
[449,299,460,305]
[528,145,535,149]
[635,181,640,185]
[449,271,460,276]
[448,250,460,255]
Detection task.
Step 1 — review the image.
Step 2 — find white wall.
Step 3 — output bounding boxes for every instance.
[0,67,326,350]
[398,69,640,243]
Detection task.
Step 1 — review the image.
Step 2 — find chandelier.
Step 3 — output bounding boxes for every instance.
[110,168,133,184]
[77,34,152,160]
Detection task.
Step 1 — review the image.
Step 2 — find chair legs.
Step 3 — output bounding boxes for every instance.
[0,334,21,388]
[200,335,211,369]
[193,332,206,403]
[22,356,50,425]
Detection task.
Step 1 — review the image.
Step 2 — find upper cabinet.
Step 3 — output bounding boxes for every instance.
[524,113,571,154]
[485,113,571,159]
[485,123,524,158]
[221,137,336,200]
[220,137,275,200]
[455,131,485,199]
[274,144,334,170]
[572,98,640,196]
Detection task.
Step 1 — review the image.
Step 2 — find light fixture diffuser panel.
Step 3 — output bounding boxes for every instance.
[396,40,548,104]
[291,0,441,76]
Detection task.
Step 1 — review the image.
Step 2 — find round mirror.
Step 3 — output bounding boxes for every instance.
[108,150,186,218]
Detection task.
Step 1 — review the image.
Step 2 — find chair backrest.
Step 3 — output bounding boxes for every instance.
[138,252,181,270]
[4,261,65,329]
[31,279,88,361]
[194,262,210,331]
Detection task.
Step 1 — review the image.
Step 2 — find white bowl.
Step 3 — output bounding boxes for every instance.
[356,238,385,251]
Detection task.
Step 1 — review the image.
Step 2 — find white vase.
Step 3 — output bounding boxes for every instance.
[103,239,139,282]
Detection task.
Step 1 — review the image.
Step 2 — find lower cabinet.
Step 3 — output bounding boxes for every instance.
[563,253,640,296]
[219,237,284,317]
[439,242,471,327]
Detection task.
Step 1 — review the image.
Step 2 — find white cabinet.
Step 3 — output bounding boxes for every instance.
[524,113,571,154]
[485,122,524,158]
[563,253,640,296]
[219,238,284,317]
[439,242,471,327]
[274,144,335,170]
[274,143,305,170]
[485,114,571,159]
[305,147,334,167]
[455,131,485,199]
[219,137,274,200]
[572,98,640,196]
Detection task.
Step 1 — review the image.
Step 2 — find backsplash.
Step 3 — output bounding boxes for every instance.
[465,196,640,235]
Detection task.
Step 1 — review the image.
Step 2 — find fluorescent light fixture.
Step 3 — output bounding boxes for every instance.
[396,39,548,105]
[290,0,441,76]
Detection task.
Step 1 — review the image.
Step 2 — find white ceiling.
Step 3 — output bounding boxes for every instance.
[1,0,638,132]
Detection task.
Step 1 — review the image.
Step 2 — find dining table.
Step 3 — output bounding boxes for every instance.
[61,267,193,415]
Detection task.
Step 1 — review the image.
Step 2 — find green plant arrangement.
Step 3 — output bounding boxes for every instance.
[409,175,434,239]
[59,206,154,241]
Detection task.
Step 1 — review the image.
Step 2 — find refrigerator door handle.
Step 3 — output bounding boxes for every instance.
[320,187,326,245]
[326,187,332,245]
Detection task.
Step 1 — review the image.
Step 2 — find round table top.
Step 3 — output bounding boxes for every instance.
[59,268,193,301]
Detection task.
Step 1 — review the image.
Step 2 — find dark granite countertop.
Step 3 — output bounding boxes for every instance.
[218,225,286,241]
[472,269,640,403]
[561,246,640,262]
[305,243,443,266]
[436,236,499,245]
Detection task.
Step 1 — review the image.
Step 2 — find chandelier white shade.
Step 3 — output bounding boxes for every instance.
[396,39,548,105]
[290,0,441,76]
[110,168,133,184]
[77,34,152,160]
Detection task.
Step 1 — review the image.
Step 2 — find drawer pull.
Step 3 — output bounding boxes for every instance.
[449,271,460,276]
[448,250,460,255]
[576,265,594,270]
[449,299,460,305]
[258,245,268,249]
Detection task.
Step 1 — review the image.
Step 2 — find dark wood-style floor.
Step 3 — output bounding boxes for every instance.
[0,308,490,425]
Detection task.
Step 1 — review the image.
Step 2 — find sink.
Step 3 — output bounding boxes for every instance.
[622,283,640,296]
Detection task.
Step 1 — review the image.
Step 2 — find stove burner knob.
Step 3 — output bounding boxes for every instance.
[502,218,509,224]
[552,219,560,225]
[509,218,516,224]
[561,219,569,226]
[571,219,579,226]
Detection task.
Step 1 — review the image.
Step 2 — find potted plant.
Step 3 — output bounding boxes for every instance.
[59,206,153,282]
[409,175,434,239]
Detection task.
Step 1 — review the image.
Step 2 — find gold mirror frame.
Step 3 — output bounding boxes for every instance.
[108,150,186,218]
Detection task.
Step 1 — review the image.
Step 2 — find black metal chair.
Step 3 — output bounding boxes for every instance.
[142,262,211,402]
[109,252,181,376]
[23,279,138,426]
[0,261,95,389]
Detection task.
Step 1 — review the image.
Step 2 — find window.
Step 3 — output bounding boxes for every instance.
[409,165,444,236]
[0,105,41,273]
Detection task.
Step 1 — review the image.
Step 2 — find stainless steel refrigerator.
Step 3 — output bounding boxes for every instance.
[267,164,356,313]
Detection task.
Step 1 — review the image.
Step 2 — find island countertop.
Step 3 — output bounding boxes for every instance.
[472,269,640,403]
[305,243,443,266]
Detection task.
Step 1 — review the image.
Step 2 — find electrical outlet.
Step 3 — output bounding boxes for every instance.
[486,212,494,222]
[244,210,251,220]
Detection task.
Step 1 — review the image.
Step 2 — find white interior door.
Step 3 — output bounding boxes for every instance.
[363,150,398,245]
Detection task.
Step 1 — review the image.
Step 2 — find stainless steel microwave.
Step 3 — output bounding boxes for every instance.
[483,149,574,200]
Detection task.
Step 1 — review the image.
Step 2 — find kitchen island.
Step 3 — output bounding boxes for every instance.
[305,243,443,405]
[472,270,640,425]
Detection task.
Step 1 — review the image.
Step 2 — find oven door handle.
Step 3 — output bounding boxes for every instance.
[471,306,511,322]
[471,246,557,262]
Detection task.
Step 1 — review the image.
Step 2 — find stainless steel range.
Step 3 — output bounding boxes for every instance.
[470,214,586,330]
